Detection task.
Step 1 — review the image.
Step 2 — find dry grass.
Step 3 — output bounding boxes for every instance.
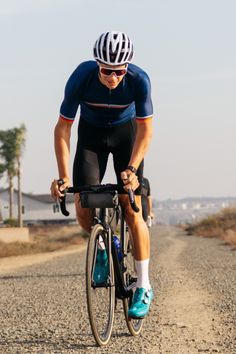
[0,224,88,258]
[185,207,236,245]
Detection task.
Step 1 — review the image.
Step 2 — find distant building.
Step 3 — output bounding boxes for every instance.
[154,197,236,225]
[0,189,76,224]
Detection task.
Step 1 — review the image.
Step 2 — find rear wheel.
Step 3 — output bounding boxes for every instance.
[122,228,143,335]
[86,223,115,346]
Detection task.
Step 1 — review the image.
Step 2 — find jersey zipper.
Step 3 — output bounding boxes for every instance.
[108,89,111,109]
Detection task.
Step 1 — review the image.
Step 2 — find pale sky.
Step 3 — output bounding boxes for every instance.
[0,0,235,200]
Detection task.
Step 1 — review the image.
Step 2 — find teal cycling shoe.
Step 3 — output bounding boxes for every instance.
[128,287,153,319]
[93,249,109,285]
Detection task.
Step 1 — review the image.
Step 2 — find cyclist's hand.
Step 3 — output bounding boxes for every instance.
[121,170,139,192]
[50,178,70,201]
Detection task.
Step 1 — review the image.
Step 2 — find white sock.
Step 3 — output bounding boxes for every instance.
[135,259,151,290]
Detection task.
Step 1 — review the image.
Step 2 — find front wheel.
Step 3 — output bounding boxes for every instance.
[122,228,143,336]
[86,223,115,346]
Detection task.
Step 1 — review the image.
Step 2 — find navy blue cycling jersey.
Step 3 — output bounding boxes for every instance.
[60,60,153,127]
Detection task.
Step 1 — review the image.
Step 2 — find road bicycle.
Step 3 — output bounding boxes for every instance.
[60,183,143,346]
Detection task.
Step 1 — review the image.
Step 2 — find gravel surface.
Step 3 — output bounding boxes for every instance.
[0,225,235,353]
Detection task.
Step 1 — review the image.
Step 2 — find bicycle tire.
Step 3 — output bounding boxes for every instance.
[122,228,143,335]
[86,223,115,346]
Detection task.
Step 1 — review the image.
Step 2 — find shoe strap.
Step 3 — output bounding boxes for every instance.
[143,289,152,304]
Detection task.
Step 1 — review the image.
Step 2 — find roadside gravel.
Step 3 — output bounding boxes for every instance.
[0,225,235,353]
[176,227,236,353]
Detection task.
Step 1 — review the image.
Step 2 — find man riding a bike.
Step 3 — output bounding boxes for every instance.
[51,31,154,319]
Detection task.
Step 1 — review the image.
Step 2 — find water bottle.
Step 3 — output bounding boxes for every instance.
[113,235,123,262]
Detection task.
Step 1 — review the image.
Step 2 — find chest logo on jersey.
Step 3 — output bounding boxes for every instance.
[85,102,131,109]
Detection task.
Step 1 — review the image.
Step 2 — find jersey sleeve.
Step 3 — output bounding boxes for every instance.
[135,73,153,120]
[59,68,82,122]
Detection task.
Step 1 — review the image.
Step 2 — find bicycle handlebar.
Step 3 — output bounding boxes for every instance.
[58,183,140,216]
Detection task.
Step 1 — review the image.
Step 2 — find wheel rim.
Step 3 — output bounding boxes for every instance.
[86,224,115,346]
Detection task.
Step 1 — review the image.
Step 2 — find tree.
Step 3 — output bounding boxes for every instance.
[0,129,17,219]
[0,162,5,223]
[0,125,26,226]
[0,162,6,177]
[14,125,26,227]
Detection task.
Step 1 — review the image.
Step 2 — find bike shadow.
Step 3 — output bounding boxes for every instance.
[0,330,132,351]
[0,337,97,351]
[0,273,84,280]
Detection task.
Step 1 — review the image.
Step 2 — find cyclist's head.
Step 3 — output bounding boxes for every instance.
[93,31,134,66]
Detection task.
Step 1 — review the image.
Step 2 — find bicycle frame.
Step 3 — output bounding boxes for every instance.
[59,182,139,298]
[91,204,134,299]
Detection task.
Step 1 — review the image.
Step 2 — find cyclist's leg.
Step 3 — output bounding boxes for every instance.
[122,219,143,335]
[110,119,150,262]
[111,120,153,318]
[73,119,109,231]
[118,195,153,318]
[118,195,150,259]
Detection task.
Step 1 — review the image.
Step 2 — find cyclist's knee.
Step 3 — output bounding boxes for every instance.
[125,207,143,225]
[124,204,143,224]
[74,194,93,232]
[119,195,143,225]
[77,207,93,232]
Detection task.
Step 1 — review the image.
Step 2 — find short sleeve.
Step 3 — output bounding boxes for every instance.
[135,73,153,120]
[59,71,81,121]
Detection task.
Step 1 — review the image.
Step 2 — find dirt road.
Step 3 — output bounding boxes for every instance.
[0,225,235,353]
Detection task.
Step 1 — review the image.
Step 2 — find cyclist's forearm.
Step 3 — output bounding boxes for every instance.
[147,196,152,215]
[54,123,71,179]
[128,119,153,169]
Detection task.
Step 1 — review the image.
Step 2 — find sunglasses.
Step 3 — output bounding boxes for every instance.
[99,66,127,77]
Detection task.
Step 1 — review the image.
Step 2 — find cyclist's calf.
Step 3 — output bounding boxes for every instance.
[119,194,150,260]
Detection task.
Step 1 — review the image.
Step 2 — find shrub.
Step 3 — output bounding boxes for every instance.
[3,218,18,227]
[185,207,236,245]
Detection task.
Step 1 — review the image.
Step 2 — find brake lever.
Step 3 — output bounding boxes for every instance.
[128,188,140,213]
[58,180,70,216]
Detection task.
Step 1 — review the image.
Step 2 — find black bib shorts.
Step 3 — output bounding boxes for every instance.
[73,118,143,195]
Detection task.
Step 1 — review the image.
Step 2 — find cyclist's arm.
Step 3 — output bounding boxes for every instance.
[121,71,153,190]
[129,71,153,169]
[147,195,154,218]
[55,65,82,183]
[128,118,153,170]
[54,116,73,184]
[121,119,152,192]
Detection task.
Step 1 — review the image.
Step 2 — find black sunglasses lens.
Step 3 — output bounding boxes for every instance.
[100,68,111,75]
[116,69,126,76]
[100,68,126,76]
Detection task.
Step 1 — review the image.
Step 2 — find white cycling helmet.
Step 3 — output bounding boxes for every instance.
[93,31,134,65]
